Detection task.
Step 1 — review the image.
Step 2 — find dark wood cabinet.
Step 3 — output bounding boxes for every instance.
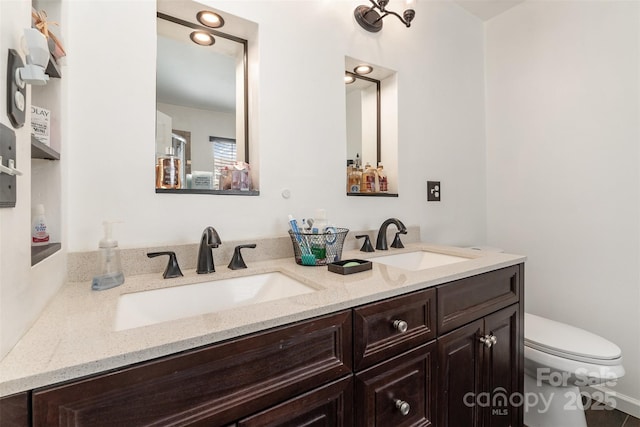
[355,341,437,427]
[437,304,521,427]
[483,305,522,427]
[237,375,353,427]
[354,288,436,371]
[437,319,484,427]
[11,263,523,427]
[32,310,352,427]
[0,392,30,427]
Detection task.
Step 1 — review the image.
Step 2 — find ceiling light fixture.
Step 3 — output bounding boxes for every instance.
[345,73,356,84]
[196,11,224,28]
[354,65,373,75]
[190,31,215,46]
[354,0,415,33]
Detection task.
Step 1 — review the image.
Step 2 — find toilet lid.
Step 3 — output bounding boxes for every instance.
[525,313,622,364]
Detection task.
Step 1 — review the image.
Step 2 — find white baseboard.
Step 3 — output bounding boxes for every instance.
[586,384,640,419]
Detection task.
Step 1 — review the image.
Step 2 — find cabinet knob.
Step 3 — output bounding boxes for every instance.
[393,320,408,333]
[479,334,498,348]
[395,399,411,416]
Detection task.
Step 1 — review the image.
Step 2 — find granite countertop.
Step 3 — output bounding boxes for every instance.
[0,243,525,397]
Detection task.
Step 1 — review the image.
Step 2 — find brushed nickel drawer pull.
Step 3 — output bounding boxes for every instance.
[393,320,408,333]
[395,399,411,415]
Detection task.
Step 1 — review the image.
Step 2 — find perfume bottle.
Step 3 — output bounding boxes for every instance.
[156,147,181,189]
[377,162,388,192]
[362,162,377,193]
[348,165,362,193]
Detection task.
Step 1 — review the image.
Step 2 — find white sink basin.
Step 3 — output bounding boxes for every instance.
[368,251,469,271]
[114,272,316,331]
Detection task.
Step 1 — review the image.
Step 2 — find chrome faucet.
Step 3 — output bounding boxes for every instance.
[197,226,222,274]
[376,218,407,250]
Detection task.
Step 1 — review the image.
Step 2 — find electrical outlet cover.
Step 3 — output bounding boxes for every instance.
[7,49,26,128]
[427,181,440,202]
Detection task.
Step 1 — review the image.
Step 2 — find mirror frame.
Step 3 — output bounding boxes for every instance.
[156,12,256,195]
[345,71,381,165]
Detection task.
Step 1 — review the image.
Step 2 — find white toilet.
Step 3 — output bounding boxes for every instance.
[523,313,625,427]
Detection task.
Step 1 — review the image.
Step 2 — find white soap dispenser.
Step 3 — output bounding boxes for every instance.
[91,221,125,291]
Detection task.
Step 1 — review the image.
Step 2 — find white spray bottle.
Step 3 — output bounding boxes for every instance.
[91,221,125,290]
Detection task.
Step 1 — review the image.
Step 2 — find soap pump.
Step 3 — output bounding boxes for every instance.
[91,221,125,291]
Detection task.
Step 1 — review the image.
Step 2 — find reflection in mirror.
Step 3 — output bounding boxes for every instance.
[155,11,255,194]
[345,72,380,167]
[345,57,398,197]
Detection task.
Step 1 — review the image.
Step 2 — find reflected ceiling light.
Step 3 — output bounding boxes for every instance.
[345,73,356,84]
[196,11,225,28]
[354,65,373,75]
[190,31,215,46]
[354,0,415,33]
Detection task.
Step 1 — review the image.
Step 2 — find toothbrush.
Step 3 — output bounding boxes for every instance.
[288,215,311,255]
[289,215,316,265]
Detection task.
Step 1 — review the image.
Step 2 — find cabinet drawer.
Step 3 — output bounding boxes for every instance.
[437,265,522,334]
[238,375,353,427]
[33,311,352,427]
[355,341,437,427]
[354,288,436,371]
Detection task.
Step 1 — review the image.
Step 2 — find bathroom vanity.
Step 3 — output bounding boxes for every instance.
[0,246,523,427]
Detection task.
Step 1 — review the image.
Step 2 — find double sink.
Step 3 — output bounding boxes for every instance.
[114,250,470,331]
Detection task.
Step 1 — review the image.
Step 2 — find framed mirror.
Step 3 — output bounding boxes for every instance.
[345,57,398,197]
[155,11,255,194]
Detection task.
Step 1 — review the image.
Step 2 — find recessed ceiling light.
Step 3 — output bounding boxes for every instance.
[354,65,373,75]
[345,74,355,84]
[190,31,215,46]
[197,11,225,28]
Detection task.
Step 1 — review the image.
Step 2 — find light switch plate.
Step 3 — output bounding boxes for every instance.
[0,123,17,208]
[7,49,26,128]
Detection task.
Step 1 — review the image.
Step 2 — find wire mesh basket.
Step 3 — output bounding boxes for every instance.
[288,228,349,266]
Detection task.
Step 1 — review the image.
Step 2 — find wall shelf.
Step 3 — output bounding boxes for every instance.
[156,189,260,196]
[45,54,61,79]
[31,135,60,160]
[31,242,61,266]
[347,192,398,197]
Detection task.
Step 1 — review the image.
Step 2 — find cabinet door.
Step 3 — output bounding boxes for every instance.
[0,392,29,427]
[355,341,437,427]
[483,304,522,427]
[238,376,353,427]
[437,319,484,427]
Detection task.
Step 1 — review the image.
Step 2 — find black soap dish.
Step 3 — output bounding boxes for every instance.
[328,259,372,275]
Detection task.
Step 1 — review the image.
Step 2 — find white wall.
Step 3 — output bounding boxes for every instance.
[485,1,640,414]
[65,0,487,250]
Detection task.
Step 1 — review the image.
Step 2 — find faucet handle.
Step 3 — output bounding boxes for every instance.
[228,244,257,270]
[355,235,375,252]
[391,230,407,249]
[147,251,183,279]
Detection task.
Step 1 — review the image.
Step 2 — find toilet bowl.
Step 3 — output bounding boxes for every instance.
[524,313,625,427]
